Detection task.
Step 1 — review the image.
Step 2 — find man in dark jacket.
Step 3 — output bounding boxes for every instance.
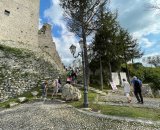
[131,76,143,104]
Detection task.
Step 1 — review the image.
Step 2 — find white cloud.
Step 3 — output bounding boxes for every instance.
[42,0,160,65]
[39,18,43,29]
[143,52,160,58]
[110,0,160,39]
[44,0,63,25]
[140,38,154,48]
[110,0,160,62]
[43,0,82,65]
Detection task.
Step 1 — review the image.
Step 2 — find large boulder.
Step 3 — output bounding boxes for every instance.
[142,84,154,97]
[61,84,81,101]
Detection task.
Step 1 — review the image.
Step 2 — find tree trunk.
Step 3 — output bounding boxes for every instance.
[100,56,103,91]
[118,70,122,85]
[82,28,89,108]
[108,61,112,82]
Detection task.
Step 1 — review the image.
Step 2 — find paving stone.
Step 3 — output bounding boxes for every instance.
[0,100,159,130]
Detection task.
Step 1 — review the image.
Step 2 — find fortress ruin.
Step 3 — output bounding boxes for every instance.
[0,0,64,71]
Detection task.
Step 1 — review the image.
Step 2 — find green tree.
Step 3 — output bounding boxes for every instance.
[92,11,120,82]
[92,12,143,83]
[143,55,160,67]
[60,0,109,107]
[118,28,143,82]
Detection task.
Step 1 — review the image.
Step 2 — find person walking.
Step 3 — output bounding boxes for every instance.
[52,78,59,98]
[122,79,132,103]
[131,76,143,104]
[41,80,48,99]
[58,76,62,93]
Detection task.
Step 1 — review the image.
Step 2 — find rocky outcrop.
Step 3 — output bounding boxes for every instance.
[61,84,81,101]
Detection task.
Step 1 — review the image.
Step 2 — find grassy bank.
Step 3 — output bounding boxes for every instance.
[68,90,160,121]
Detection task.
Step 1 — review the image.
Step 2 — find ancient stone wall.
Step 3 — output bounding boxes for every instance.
[0,0,39,49]
[0,1,64,72]
[0,43,60,101]
[38,24,64,71]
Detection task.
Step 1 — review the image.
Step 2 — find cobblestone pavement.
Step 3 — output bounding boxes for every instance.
[89,87,160,109]
[0,100,160,130]
[98,94,160,109]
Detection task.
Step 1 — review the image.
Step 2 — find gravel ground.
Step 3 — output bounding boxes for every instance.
[0,99,160,130]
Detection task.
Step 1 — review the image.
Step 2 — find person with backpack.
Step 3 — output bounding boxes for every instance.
[131,76,143,104]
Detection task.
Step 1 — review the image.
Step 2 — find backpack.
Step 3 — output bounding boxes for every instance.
[134,80,141,88]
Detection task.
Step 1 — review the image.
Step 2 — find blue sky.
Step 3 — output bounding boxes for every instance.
[40,0,160,66]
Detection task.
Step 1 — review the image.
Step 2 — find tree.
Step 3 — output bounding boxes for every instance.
[92,11,143,83]
[143,55,160,67]
[92,11,121,82]
[147,0,160,11]
[117,28,143,82]
[59,0,109,107]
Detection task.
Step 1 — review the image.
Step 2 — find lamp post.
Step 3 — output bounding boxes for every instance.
[69,39,88,108]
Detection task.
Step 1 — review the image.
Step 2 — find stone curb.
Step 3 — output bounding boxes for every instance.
[95,101,160,109]
[74,107,160,126]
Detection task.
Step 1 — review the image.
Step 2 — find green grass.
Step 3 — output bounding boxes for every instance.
[67,90,97,108]
[0,98,17,108]
[1,86,160,121]
[0,44,32,58]
[68,90,160,121]
[90,104,160,121]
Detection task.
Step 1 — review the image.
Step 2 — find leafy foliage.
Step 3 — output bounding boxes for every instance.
[90,11,142,82]
[59,0,109,37]
[127,64,160,90]
[143,55,160,67]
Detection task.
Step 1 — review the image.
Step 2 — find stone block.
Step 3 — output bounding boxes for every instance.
[18,97,27,103]
[31,91,38,96]
[9,102,18,107]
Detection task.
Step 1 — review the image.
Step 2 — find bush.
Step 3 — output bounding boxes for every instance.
[144,68,160,90]
[127,64,160,90]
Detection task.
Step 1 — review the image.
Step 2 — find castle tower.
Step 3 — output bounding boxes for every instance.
[0,0,40,48]
[38,24,64,70]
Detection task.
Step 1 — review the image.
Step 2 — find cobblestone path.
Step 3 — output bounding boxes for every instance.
[0,100,159,130]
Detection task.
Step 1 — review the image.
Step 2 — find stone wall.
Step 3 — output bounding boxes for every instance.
[0,0,39,49]
[38,24,64,71]
[0,1,64,72]
[0,43,60,101]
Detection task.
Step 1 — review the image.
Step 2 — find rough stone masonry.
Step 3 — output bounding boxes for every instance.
[0,0,64,71]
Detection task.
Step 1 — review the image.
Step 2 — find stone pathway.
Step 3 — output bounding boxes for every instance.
[0,99,160,130]
[98,94,160,109]
[89,87,160,109]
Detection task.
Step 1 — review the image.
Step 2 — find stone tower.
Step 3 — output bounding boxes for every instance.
[38,24,64,70]
[0,0,40,48]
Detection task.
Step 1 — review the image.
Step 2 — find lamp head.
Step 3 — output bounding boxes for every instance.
[69,44,76,55]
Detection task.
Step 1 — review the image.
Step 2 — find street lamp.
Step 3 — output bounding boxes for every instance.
[69,42,82,58]
[69,39,88,108]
